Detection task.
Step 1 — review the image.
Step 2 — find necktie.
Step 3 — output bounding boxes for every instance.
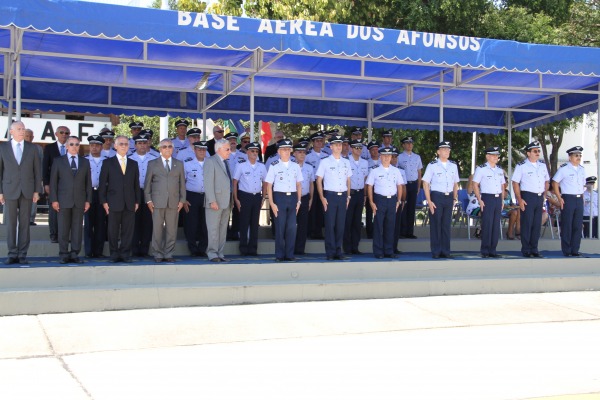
[120,157,126,174]
[16,142,22,165]
[71,156,77,175]
[165,159,171,172]
[60,144,66,156]
[224,160,233,192]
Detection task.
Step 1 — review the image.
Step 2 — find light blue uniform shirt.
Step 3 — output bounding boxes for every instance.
[366,165,404,196]
[397,152,423,182]
[129,151,159,188]
[299,161,315,196]
[183,158,206,193]
[86,154,106,188]
[552,162,586,195]
[316,155,352,192]
[265,160,303,192]
[473,162,505,194]
[305,150,328,171]
[233,159,266,194]
[511,160,550,193]
[348,156,369,190]
[422,159,460,193]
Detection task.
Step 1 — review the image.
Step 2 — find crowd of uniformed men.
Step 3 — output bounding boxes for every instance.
[1,118,597,265]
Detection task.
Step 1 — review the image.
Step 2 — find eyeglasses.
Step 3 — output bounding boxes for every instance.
[57,131,70,135]
[161,145,174,149]
[572,154,582,158]
[532,150,541,154]
[215,130,224,134]
[116,143,129,146]
[68,143,80,147]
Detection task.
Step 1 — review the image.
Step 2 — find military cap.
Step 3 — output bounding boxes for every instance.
[349,139,363,148]
[128,122,144,129]
[87,135,105,145]
[342,136,350,143]
[400,136,414,144]
[437,141,452,149]
[390,146,400,155]
[132,134,149,142]
[379,147,394,155]
[193,141,208,149]
[186,127,202,136]
[140,128,154,137]
[310,131,324,141]
[293,143,308,152]
[175,119,190,127]
[324,128,339,137]
[586,176,597,184]
[100,130,115,138]
[245,142,261,151]
[367,140,380,150]
[277,139,293,149]
[566,146,583,154]
[351,128,363,135]
[329,135,344,144]
[224,132,238,140]
[485,146,501,155]
[298,137,310,145]
[382,130,393,137]
[525,141,542,151]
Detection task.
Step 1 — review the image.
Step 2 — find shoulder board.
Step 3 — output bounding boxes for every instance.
[398,165,405,170]
[361,156,369,160]
[321,154,329,159]
[271,160,279,166]
[369,165,378,170]
[342,155,349,159]
[560,162,568,168]
[291,159,298,164]
[518,160,526,166]
[449,160,457,164]
[538,160,546,164]
[179,146,188,151]
[478,163,486,168]
[238,158,247,163]
[429,160,437,165]
[184,157,193,162]
[305,161,314,167]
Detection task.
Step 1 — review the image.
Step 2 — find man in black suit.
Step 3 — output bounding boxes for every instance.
[43,125,70,243]
[49,136,92,264]
[264,130,284,161]
[0,121,42,265]
[206,125,225,156]
[99,135,140,263]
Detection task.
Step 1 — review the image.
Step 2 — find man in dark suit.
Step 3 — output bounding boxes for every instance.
[145,138,186,263]
[263,130,284,161]
[43,125,70,243]
[0,121,42,265]
[99,135,140,263]
[206,125,225,156]
[49,136,92,264]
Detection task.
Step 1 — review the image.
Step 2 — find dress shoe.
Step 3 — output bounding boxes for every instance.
[209,258,221,262]
[220,257,230,262]
[522,253,531,258]
[196,251,208,257]
[275,258,285,262]
[122,258,133,263]
[571,252,583,257]
[294,251,305,255]
[441,254,455,259]
[489,254,502,259]
[70,257,83,263]
[335,255,349,260]
[481,254,489,258]
[375,255,384,259]
[154,258,164,263]
[284,257,297,262]
[59,258,69,264]
[17,257,28,264]
[164,258,176,263]
[393,249,403,255]
[248,252,258,256]
[531,253,544,258]
[432,255,440,259]
[50,236,58,244]
[406,234,418,239]
[30,222,37,226]
[351,250,363,255]
[326,256,334,261]
[385,254,399,259]
[4,257,19,265]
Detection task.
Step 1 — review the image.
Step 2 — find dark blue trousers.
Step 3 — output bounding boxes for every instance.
[393,201,402,251]
[183,191,207,255]
[373,194,397,257]
[324,191,347,257]
[294,193,310,254]
[238,190,262,255]
[132,191,153,256]
[400,181,419,236]
[429,191,453,257]
[480,194,502,256]
[520,191,544,255]
[273,192,297,259]
[343,189,364,253]
[309,181,324,238]
[560,194,583,256]
[84,190,106,257]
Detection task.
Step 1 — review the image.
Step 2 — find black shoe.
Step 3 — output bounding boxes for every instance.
[4,257,19,265]
[50,236,58,243]
[248,252,258,256]
[275,258,285,262]
[398,235,407,239]
[164,258,176,263]
[481,254,489,258]
[522,253,531,258]
[155,258,164,263]
[375,255,384,259]
[441,254,455,259]
[59,258,69,264]
[284,257,297,262]
[432,255,440,259]
[196,252,208,257]
[239,252,248,256]
[351,250,363,255]
[122,258,133,263]
[326,256,334,261]
[219,257,230,262]
[385,254,399,259]
[393,249,403,255]
[489,254,502,259]
[18,257,28,264]
[406,234,418,239]
[70,257,83,263]
[30,222,37,226]
[531,253,544,258]
[571,252,583,257]
[294,251,305,255]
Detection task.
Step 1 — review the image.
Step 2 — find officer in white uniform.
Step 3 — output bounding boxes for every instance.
[172,119,190,156]
[473,146,506,258]
[293,143,315,255]
[423,141,460,259]
[175,128,202,162]
[84,135,107,258]
[397,136,423,239]
[511,141,550,258]
[391,146,407,254]
[128,133,159,257]
[224,132,244,241]
[366,147,404,259]
[343,139,369,255]
[265,139,303,262]
[316,135,353,261]
[182,141,209,257]
[233,142,267,256]
[552,146,586,256]
[583,176,598,238]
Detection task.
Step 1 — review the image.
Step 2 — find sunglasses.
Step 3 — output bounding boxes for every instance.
[161,145,174,149]
[116,143,129,146]
[57,131,70,135]
[531,150,541,154]
[68,143,80,147]
[572,154,582,158]
[215,130,224,133]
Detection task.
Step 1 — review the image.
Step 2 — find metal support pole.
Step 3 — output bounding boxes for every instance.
[439,84,444,142]
[471,131,477,175]
[596,89,600,239]
[250,76,255,142]
[160,115,168,140]
[507,112,513,196]
[367,103,373,142]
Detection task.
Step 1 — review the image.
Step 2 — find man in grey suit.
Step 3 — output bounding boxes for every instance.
[0,121,42,265]
[204,138,233,262]
[145,139,186,263]
[49,136,92,264]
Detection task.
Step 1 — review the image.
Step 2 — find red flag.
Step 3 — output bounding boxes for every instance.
[260,121,272,155]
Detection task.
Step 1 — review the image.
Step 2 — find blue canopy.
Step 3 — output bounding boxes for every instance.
[1,0,599,133]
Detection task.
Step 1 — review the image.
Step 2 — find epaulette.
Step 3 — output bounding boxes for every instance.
[271,160,279,166]
[429,160,437,165]
[342,155,349,159]
[178,146,188,151]
[538,160,546,164]
[397,164,405,170]
[370,165,378,169]
[291,159,298,164]
[305,161,314,168]
[518,160,526,165]
[450,160,457,164]
[238,158,247,163]
[560,162,568,168]
[361,156,370,161]
[184,157,193,162]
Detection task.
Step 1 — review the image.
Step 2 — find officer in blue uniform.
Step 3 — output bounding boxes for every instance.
[265,139,303,262]
[366,147,404,259]
[84,135,107,258]
[422,141,460,259]
[316,134,353,260]
[552,146,586,257]
[175,127,202,162]
[127,121,143,155]
[343,139,369,255]
[172,119,190,156]
[293,143,315,255]
[391,146,407,254]
[398,136,423,239]
[365,140,380,239]
[233,142,267,256]
[511,141,550,258]
[350,128,370,160]
[583,176,598,238]
[306,131,328,239]
[472,146,506,258]
[182,141,209,257]
[100,130,116,158]
[128,132,159,257]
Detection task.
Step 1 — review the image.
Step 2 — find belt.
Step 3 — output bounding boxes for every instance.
[375,193,397,199]
[350,189,364,193]
[275,192,293,196]
[325,190,345,196]
[563,194,582,198]
[482,193,501,197]
[188,190,205,194]
[432,191,451,196]
[93,187,98,191]
[407,180,417,184]
[523,191,543,196]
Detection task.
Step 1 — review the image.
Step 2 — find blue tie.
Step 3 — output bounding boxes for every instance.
[16,142,22,165]
[60,144,66,156]
[71,156,77,175]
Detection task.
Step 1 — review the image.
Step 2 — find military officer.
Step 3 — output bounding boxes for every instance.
[100,130,117,158]
[366,147,404,259]
[397,136,423,239]
[224,132,243,241]
[172,119,190,156]
[583,176,598,238]
[472,146,506,258]
[350,128,370,160]
[391,146,407,254]
[365,140,381,239]
[321,128,337,155]
[182,141,209,257]
[233,142,267,256]
[422,141,460,259]
[381,130,393,149]
[511,141,550,258]
[552,146,586,257]
[306,131,328,239]
[316,134,353,261]
[128,132,159,257]
[265,139,303,262]
[84,135,107,258]
[127,121,143,155]
[175,127,202,162]
[343,139,369,255]
[293,143,315,255]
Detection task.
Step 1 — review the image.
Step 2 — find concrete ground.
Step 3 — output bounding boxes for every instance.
[1,292,600,400]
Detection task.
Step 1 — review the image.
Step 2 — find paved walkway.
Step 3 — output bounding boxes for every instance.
[1,292,600,399]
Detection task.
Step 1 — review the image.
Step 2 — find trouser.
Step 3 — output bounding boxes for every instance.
[400,181,419,236]
[184,191,207,254]
[372,194,397,257]
[58,206,84,258]
[294,193,310,254]
[520,191,544,255]
[560,194,584,255]
[4,195,33,258]
[238,190,262,255]
[84,190,106,257]
[583,217,598,238]
[429,191,453,257]
[151,207,179,259]
[323,191,347,258]
[393,201,403,251]
[205,205,230,260]
[107,209,135,260]
[48,205,58,238]
[480,193,502,256]
[365,203,374,239]
[343,188,364,253]
[228,206,240,239]
[309,181,324,238]
[273,192,297,259]
[132,191,153,256]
